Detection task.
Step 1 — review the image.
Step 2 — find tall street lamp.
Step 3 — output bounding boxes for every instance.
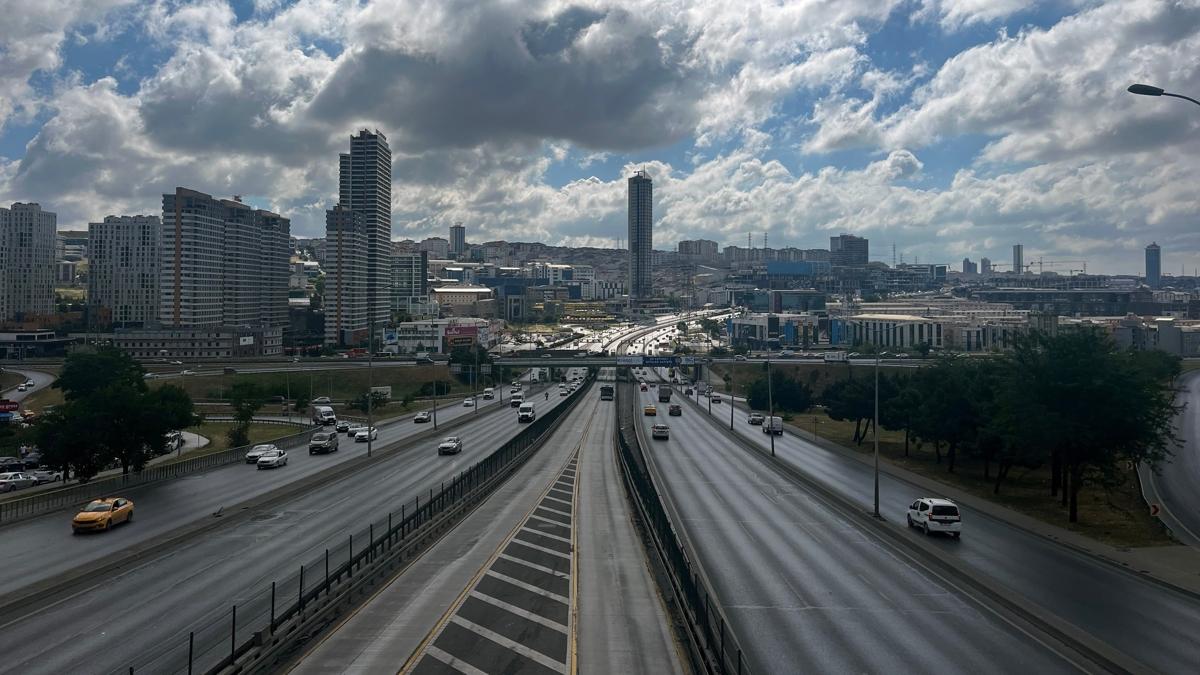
[873,348,880,518]
[1127,83,1200,107]
[766,351,775,458]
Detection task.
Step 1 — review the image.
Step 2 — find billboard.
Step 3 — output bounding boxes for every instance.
[643,356,678,367]
[444,325,478,337]
[238,336,255,346]
[383,329,398,346]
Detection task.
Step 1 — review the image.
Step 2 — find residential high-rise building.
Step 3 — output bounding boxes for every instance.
[419,236,450,259]
[1012,244,1024,274]
[392,250,431,318]
[1146,242,1162,288]
[160,188,290,328]
[56,230,89,262]
[678,239,718,262]
[962,258,977,275]
[449,222,466,257]
[0,202,56,322]
[980,257,992,274]
[628,170,653,300]
[324,205,369,345]
[830,234,868,266]
[339,129,392,326]
[88,215,161,328]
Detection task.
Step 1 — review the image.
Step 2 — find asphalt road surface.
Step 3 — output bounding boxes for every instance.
[0,376,546,598]
[634,385,1078,674]
[0,373,586,675]
[1143,369,1200,547]
[667,369,1200,674]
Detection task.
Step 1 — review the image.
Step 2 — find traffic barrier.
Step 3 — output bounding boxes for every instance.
[114,378,592,675]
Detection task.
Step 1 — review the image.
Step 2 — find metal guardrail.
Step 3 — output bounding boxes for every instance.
[114,378,592,675]
[0,426,314,525]
[614,379,749,675]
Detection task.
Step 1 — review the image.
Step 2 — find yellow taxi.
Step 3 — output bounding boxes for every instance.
[72,497,134,533]
[643,405,657,416]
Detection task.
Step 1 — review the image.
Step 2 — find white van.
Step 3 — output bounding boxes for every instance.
[518,403,536,423]
[762,416,783,435]
[483,387,494,400]
[312,405,336,425]
[510,391,524,407]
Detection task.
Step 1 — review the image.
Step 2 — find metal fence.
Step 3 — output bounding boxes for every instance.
[0,425,314,525]
[115,379,590,675]
[614,380,750,675]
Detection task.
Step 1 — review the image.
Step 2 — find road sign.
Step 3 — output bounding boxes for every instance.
[643,356,678,367]
[1151,503,1161,517]
[0,400,17,412]
[616,356,642,366]
[679,356,697,365]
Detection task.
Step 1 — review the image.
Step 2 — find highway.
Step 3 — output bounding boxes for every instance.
[667,369,1200,674]
[0,373,541,601]
[1142,369,1200,547]
[0,372,586,675]
[632,383,1077,673]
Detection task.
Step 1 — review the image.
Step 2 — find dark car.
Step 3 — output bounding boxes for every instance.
[668,404,682,416]
[309,431,340,455]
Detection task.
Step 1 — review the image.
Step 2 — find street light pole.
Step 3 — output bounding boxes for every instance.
[767,353,775,457]
[873,349,880,518]
[1127,83,1200,107]
[367,318,375,459]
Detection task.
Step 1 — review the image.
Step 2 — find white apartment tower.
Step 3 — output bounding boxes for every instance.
[0,202,56,321]
[160,188,290,327]
[325,205,369,345]
[88,215,161,328]
[339,129,392,327]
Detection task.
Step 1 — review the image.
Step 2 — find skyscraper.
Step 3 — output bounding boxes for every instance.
[0,202,56,322]
[160,188,290,328]
[449,222,465,257]
[627,170,653,300]
[830,234,868,266]
[1012,244,1024,274]
[962,258,977,275]
[88,215,161,328]
[1146,242,1162,288]
[980,257,992,274]
[339,129,392,327]
[324,205,369,345]
[392,250,430,318]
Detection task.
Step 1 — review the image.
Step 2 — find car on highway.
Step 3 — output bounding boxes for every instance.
[181,370,195,376]
[639,384,648,392]
[747,412,765,425]
[668,404,682,416]
[462,398,475,407]
[72,497,134,533]
[30,469,62,484]
[438,436,463,455]
[24,379,33,387]
[354,427,379,442]
[256,448,289,469]
[414,411,432,423]
[651,423,670,440]
[335,420,351,433]
[347,425,367,437]
[309,432,339,455]
[245,444,279,464]
[559,388,569,397]
[541,353,551,358]
[643,405,657,416]
[312,396,332,404]
[779,350,795,357]
[684,388,694,395]
[483,387,494,400]
[711,395,722,404]
[0,472,37,492]
[734,355,747,361]
[907,497,962,538]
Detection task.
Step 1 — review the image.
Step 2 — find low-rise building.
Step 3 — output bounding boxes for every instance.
[82,326,284,359]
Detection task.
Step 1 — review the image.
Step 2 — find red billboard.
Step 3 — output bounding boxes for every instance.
[0,400,18,412]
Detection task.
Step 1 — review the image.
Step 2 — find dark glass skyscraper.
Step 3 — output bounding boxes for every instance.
[627,170,653,300]
[1146,242,1161,288]
[339,129,392,327]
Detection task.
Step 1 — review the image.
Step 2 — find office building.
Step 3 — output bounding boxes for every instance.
[830,234,868,266]
[56,230,89,261]
[160,188,290,328]
[980,257,992,274]
[324,205,369,345]
[339,129,392,326]
[1146,242,1162,288]
[392,250,432,318]
[0,202,57,322]
[1013,244,1024,274]
[962,258,978,275]
[88,215,161,328]
[449,223,466,257]
[628,170,653,300]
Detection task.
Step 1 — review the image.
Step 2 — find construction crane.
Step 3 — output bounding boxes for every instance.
[1030,258,1088,275]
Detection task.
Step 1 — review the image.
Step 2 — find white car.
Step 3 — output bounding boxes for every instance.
[559,389,569,397]
[256,449,289,469]
[354,427,379,442]
[245,444,279,464]
[347,425,367,437]
[651,423,670,440]
[0,472,37,492]
[907,498,962,538]
[747,413,764,425]
[463,398,475,407]
[312,396,331,404]
[181,370,195,376]
[414,411,432,423]
[16,384,27,392]
[438,436,463,455]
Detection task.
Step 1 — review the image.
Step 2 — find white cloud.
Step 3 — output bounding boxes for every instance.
[916,0,1040,30]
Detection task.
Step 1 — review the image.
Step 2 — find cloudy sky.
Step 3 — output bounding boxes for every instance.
[1,0,1198,275]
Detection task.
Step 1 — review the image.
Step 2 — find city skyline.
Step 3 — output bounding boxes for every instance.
[0,1,1197,275]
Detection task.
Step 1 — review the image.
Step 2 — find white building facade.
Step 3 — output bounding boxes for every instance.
[88,215,161,328]
[0,202,57,322]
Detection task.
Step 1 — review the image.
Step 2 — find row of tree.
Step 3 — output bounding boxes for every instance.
[744,330,1181,523]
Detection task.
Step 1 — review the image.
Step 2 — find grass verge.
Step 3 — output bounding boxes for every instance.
[188,422,305,454]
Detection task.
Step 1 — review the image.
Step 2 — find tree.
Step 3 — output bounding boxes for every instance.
[227,382,263,450]
[677,321,688,335]
[747,372,813,413]
[879,374,921,457]
[822,377,874,444]
[348,391,390,414]
[55,347,146,400]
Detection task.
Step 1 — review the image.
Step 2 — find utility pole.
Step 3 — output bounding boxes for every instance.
[367,318,375,458]
[767,354,775,457]
[873,349,880,517]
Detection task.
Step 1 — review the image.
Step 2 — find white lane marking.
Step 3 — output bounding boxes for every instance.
[527,513,572,531]
[535,503,573,518]
[426,644,488,675]
[520,525,572,545]
[506,536,573,560]
[469,590,570,631]
[449,615,567,674]
[497,552,570,579]
[484,570,570,603]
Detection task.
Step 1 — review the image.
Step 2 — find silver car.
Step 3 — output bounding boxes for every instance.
[0,472,37,492]
[437,437,463,455]
[256,449,289,469]
[245,444,279,464]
